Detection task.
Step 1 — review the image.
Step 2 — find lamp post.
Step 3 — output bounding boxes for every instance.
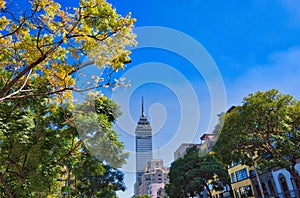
[249,151,265,198]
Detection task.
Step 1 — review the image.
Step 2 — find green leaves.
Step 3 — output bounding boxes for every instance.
[74,95,128,168]
[0,94,128,196]
[166,146,229,197]
[214,89,300,182]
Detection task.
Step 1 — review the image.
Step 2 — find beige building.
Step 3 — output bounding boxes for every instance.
[227,162,255,198]
[134,159,169,197]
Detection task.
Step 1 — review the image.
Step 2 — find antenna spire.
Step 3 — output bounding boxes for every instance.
[142,96,145,117]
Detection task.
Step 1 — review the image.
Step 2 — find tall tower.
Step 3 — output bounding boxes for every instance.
[135,97,153,181]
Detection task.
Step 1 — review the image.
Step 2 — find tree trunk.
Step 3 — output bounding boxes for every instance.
[0,172,14,198]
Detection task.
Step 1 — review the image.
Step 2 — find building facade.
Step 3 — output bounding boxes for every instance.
[199,133,216,156]
[174,143,201,160]
[134,159,169,197]
[250,168,278,198]
[271,163,300,198]
[250,161,300,198]
[227,159,300,198]
[135,97,153,181]
[227,162,255,198]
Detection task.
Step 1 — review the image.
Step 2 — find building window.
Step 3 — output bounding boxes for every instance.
[235,168,248,181]
[268,180,275,195]
[279,174,289,193]
[239,185,253,197]
[262,182,267,195]
[231,173,236,182]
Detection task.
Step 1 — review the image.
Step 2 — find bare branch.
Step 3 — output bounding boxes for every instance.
[0,69,32,102]
[2,80,116,101]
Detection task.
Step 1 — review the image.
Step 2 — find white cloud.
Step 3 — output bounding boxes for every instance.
[227,47,300,106]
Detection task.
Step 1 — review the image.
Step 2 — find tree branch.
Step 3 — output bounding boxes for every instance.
[0,172,14,198]
[68,60,94,75]
[0,37,64,98]
[0,69,32,102]
[36,27,44,56]
[53,140,82,165]
[3,79,118,101]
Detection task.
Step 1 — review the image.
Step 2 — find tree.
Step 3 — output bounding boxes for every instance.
[214,89,300,183]
[135,195,151,198]
[165,146,229,198]
[73,94,128,168]
[0,95,128,197]
[71,156,126,198]
[0,0,134,196]
[0,0,136,103]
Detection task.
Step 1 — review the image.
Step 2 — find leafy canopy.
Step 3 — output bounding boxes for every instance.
[0,95,128,197]
[214,89,300,183]
[165,146,229,198]
[0,0,136,103]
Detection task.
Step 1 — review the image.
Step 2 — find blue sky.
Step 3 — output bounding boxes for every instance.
[106,1,300,197]
[10,0,300,197]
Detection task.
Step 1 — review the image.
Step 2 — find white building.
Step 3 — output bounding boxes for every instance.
[271,162,300,197]
[174,134,216,161]
[174,143,201,160]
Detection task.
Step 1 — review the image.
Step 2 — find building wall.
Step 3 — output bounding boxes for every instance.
[134,159,169,197]
[135,115,153,180]
[228,163,255,198]
[272,168,298,197]
[251,169,277,197]
[173,143,201,160]
[246,161,300,198]
[149,183,164,198]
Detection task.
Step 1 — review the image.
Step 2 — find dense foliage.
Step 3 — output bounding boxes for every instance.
[0,95,128,197]
[135,195,151,198]
[165,146,229,198]
[214,89,300,183]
